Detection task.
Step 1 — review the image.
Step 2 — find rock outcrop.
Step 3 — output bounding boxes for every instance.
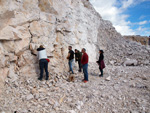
[124,35,150,45]
[0,0,150,92]
[0,0,150,112]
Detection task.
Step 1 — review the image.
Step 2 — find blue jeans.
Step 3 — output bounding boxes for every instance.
[69,59,74,74]
[39,59,49,79]
[82,64,88,81]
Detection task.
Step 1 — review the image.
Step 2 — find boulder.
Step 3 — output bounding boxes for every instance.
[26,94,34,100]
[7,65,18,82]
[40,12,56,24]
[0,68,9,94]
[105,76,111,81]
[1,24,31,54]
[8,53,18,62]
[0,26,21,41]
[124,59,138,66]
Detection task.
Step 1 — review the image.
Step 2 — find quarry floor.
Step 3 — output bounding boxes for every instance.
[0,65,150,113]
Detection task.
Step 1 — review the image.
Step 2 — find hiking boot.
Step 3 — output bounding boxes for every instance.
[78,70,82,72]
[99,74,103,77]
[38,77,42,81]
[45,77,49,80]
[69,71,74,74]
[83,80,88,83]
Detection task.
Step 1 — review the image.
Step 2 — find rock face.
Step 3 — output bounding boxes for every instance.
[124,35,150,45]
[0,0,102,77]
[0,0,150,92]
[0,0,150,112]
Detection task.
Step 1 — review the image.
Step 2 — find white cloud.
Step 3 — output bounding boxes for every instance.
[131,20,149,25]
[135,26,150,36]
[138,20,148,25]
[121,0,134,9]
[139,15,146,20]
[90,0,136,35]
[90,0,150,36]
[114,25,135,35]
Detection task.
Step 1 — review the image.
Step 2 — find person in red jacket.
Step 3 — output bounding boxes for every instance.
[81,48,89,83]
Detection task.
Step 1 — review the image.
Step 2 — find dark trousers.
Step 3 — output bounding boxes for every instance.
[99,67,103,76]
[78,59,82,71]
[39,59,49,79]
[82,64,88,81]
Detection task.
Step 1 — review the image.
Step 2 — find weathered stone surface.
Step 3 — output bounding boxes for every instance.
[1,65,150,113]
[124,35,150,45]
[105,76,111,81]
[40,12,56,24]
[0,55,7,68]
[1,24,31,54]
[124,59,138,66]
[0,0,149,83]
[8,53,18,62]
[0,68,9,93]
[7,65,18,82]
[0,0,150,112]
[26,94,34,100]
[0,26,21,41]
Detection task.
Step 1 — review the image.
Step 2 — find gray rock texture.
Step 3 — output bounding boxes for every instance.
[0,0,150,112]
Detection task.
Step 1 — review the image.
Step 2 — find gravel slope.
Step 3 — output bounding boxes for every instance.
[0,65,150,113]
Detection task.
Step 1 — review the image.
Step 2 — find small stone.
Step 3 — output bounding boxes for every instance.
[31,88,37,94]
[44,103,49,107]
[48,100,55,105]
[1,111,6,113]
[38,88,47,93]
[105,76,111,81]
[53,101,60,108]
[68,110,76,113]
[124,59,138,66]
[34,93,39,100]
[26,94,34,100]
[59,94,66,104]
[123,80,127,83]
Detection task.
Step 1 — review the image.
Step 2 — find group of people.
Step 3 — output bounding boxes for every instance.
[37,45,105,83]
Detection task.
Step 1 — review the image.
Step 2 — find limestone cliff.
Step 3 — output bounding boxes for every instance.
[0,0,150,92]
[0,1,115,77]
[0,0,150,112]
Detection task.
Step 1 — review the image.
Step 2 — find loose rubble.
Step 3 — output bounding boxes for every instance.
[0,0,150,112]
[0,64,150,113]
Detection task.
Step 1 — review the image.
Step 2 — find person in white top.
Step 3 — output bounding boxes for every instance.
[37,45,49,80]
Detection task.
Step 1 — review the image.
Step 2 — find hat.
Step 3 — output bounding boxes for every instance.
[99,50,104,53]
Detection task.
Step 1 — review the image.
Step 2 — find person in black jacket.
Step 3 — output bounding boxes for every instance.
[67,46,74,74]
[75,49,82,72]
[97,50,105,77]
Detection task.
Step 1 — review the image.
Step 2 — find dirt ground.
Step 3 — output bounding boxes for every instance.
[0,65,150,113]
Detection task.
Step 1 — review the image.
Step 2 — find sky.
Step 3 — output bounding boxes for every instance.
[90,0,150,36]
